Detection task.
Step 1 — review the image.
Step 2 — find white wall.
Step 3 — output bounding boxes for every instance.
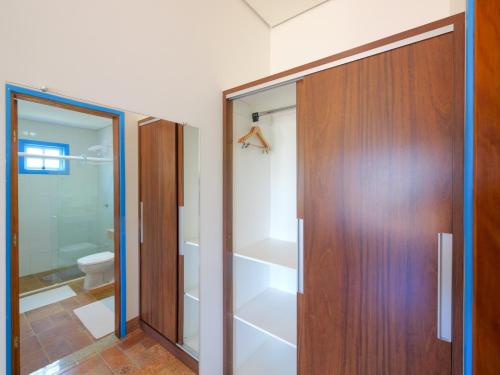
[269,0,466,72]
[96,126,115,252]
[269,109,297,242]
[232,100,271,250]
[0,1,270,374]
[233,84,297,249]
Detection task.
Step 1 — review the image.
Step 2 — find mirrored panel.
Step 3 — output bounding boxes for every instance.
[179,126,200,358]
[11,87,200,374]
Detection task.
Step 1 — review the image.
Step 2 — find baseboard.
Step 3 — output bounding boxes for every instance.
[126,317,140,333]
[140,320,199,374]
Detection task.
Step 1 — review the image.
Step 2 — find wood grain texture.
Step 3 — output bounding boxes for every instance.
[296,80,305,220]
[112,117,122,338]
[474,1,500,374]
[13,93,116,118]
[139,120,178,343]
[298,31,461,375]
[177,124,184,207]
[177,124,184,345]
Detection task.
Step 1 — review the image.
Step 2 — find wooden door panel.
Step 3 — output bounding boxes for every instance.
[299,33,457,374]
[140,120,178,342]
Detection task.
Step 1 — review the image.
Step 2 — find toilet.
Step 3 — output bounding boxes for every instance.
[77,251,114,290]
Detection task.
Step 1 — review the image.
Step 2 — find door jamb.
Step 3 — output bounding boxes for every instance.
[5,84,127,375]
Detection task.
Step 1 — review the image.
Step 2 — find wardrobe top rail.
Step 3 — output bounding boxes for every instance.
[223,13,464,100]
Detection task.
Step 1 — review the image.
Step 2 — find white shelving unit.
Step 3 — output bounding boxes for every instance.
[236,339,296,375]
[183,334,199,359]
[235,288,296,347]
[234,238,297,270]
[232,84,298,374]
[185,285,199,301]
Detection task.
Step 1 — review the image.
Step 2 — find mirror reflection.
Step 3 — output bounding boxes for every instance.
[12,88,200,375]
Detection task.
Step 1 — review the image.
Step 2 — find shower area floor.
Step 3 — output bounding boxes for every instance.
[20,265,84,294]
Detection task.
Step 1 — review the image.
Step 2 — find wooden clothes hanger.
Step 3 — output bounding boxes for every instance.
[238,125,271,152]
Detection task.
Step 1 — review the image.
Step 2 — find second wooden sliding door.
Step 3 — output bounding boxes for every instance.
[139,119,178,342]
[298,29,463,374]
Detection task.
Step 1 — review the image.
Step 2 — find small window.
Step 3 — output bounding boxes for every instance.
[19,139,70,175]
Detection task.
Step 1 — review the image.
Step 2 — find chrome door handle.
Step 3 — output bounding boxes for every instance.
[178,206,185,256]
[140,202,144,244]
[298,218,304,294]
[437,233,453,342]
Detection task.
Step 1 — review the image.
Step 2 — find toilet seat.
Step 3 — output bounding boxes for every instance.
[77,251,114,266]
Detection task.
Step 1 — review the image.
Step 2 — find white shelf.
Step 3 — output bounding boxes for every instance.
[185,286,199,301]
[185,238,199,247]
[236,339,296,375]
[184,334,199,354]
[234,238,297,270]
[235,288,296,347]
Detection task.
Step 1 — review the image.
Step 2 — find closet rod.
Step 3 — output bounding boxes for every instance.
[18,152,113,162]
[252,104,296,122]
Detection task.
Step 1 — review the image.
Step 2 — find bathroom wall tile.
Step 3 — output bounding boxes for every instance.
[30,251,53,274]
[18,119,111,276]
[19,254,30,277]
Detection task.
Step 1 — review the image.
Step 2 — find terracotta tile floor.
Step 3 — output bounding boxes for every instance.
[20,279,114,375]
[38,328,195,375]
[20,266,85,294]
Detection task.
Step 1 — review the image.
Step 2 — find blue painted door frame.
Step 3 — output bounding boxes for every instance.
[5,84,127,375]
[464,1,475,374]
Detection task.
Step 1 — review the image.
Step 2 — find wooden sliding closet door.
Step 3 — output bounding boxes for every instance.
[298,32,462,374]
[140,119,178,342]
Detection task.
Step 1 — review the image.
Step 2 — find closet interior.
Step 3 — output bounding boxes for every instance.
[232,83,297,375]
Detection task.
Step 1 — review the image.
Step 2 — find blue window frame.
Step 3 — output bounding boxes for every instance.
[18,139,70,175]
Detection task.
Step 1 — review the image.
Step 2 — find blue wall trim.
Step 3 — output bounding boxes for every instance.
[5,85,12,375]
[5,84,127,373]
[464,2,475,374]
[119,113,127,337]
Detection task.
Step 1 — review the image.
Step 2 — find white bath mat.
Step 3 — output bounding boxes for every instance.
[74,296,114,339]
[20,285,76,313]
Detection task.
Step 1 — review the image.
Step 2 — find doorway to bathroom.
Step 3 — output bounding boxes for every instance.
[6,85,125,375]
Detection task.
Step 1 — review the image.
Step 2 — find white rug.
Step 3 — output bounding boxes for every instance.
[74,296,114,339]
[20,285,76,313]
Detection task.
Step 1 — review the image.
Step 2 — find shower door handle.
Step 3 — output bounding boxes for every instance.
[437,232,453,342]
[140,202,144,244]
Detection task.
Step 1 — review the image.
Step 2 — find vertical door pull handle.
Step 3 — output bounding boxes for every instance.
[437,232,453,342]
[179,207,185,256]
[140,202,144,244]
[298,218,304,294]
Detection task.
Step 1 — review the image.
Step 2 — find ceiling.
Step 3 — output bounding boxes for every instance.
[18,100,113,130]
[243,0,329,27]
